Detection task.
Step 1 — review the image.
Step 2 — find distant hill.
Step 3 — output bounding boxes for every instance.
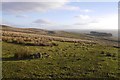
[90,31,112,37]
[1,25,119,46]
[0,25,87,39]
[1,25,49,35]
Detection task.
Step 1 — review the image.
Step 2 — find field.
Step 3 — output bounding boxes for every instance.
[1,25,120,79]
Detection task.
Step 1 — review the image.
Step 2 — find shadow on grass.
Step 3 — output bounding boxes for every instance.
[1,57,32,61]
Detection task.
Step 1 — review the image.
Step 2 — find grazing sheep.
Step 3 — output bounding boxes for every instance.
[30,53,42,59]
[44,54,49,58]
[43,53,49,58]
[36,53,42,58]
[37,53,42,58]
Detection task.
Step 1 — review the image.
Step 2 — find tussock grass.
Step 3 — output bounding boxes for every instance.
[2,27,119,78]
[2,31,94,46]
[14,46,32,59]
[2,42,119,78]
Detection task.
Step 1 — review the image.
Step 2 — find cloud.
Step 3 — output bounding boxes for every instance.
[73,14,118,29]
[15,15,28,18]
[64,7,93,13]
[88,14,118,29]
[75,15,90,20]
[2,1,68,14]
[74,23,88,25]
[2,0,69,2]
[74,14,98,25]
[32,14,117,30]
[33,19,53,25]
[60,5,80,11]
[2,1,84,15]
[2,20,21,27]
[80,9,93,13]
[2,0,118,2]
[2,1,93,18]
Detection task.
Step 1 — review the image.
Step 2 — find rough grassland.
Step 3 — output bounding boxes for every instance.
[2,41,119,79]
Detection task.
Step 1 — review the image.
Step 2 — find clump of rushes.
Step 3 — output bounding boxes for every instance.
[14,46,32,59]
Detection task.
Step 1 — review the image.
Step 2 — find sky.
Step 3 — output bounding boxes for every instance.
[1,1,118,30]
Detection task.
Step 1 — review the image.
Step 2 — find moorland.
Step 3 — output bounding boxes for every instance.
[1,25,119,79]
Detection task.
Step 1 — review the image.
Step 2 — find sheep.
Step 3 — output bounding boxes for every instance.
[30,53,42,59]
[43,53,49,58]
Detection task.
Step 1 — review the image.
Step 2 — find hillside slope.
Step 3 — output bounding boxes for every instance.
[1,25,119,79]
[1,25,118,47]
[1,25,96,47]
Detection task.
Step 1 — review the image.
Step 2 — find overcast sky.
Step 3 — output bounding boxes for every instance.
[1,1,118,30]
